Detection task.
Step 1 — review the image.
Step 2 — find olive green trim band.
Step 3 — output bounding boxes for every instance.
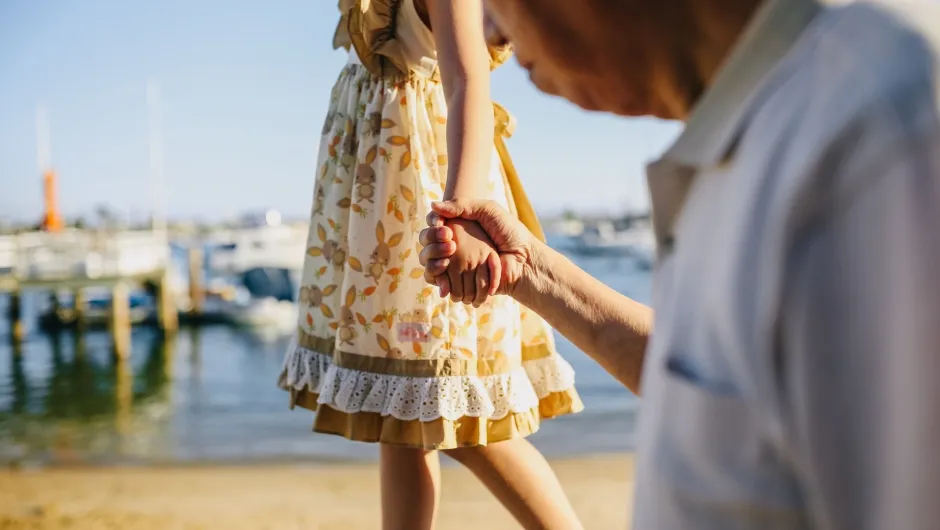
[297,330,554,377]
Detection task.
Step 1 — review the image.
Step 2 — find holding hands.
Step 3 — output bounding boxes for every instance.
[419,199,535,306]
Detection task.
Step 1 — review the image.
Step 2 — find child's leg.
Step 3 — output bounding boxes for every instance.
[380,444,442,530]
[445,438,583,530]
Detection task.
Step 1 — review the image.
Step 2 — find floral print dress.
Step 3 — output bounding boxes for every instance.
[278,0,582,449]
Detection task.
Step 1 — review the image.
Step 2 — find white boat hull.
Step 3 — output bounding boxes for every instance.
[225,298,297,333]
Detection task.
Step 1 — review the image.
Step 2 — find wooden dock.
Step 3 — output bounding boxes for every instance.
[0,229,178,357]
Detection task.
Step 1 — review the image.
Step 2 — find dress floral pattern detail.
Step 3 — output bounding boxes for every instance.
[278,1,582,450]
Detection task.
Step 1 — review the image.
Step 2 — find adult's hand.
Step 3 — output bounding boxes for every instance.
[420,199,653,393]
[421,198,652,394]
[419,199,535,298]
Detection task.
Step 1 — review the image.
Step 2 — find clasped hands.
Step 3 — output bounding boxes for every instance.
[418,199,533,306]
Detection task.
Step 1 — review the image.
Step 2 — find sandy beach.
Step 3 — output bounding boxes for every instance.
[0,454,634,529]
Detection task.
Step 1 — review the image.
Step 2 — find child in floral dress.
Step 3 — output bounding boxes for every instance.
[279,1,584,527]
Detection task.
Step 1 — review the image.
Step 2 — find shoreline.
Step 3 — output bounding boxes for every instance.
[0,453,635,529]
[2,447,628,470]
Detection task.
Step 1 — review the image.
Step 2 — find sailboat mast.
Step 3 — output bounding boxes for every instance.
[36,106,50,171]
[147,79,168,236]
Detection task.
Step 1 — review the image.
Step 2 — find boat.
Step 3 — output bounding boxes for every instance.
[569,222,633,256]
[186,211,303,334]
[568,221,655,261]
[204,209,306,274]
[203,266,299,334]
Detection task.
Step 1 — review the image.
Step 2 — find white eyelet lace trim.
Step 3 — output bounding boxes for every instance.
[279,344,578,422]
[523,353,577,399]
[278,345,332,395]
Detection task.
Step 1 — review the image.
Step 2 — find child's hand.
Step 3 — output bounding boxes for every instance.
[420,200,534,301]
[444,218,501,307]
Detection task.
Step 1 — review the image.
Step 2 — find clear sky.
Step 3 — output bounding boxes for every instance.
[0,0,682,224]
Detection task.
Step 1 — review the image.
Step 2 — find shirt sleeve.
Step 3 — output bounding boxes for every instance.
[781,119,940,530]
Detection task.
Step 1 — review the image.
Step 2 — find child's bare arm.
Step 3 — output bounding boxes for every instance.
[427,0,493,201]
[426,0,500,305]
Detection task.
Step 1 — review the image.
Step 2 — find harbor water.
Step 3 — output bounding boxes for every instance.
[0,242,650,467]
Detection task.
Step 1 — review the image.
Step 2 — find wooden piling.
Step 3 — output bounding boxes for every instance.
[48,291,62,325]
[73,288,86,331]
[156,270,179,333]
[162,333,176,379]
[189,327,202,379]
[188,246,204,314]
[114,356,133,455]
[8,290,25,344]
[110,282,132,359]
[73,331,87,359]
[11,336,23,358]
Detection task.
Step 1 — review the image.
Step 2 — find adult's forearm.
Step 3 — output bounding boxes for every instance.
[514,240,652,394]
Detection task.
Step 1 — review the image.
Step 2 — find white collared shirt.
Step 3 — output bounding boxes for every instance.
[634,0,940,528]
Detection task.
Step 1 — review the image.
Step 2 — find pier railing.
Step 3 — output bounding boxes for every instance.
[0,230,170,291]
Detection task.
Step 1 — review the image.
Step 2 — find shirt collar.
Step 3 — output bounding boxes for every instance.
[662,0,825,168]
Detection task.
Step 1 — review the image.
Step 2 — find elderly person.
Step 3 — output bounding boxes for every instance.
[420,0,940,528]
